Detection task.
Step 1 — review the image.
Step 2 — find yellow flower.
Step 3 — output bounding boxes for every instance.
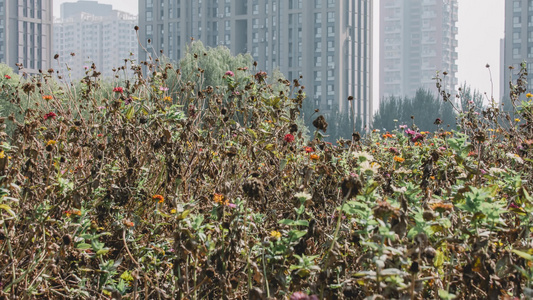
[515,118,521,122]
[270,230,282,239]
[46,140,57,146]
[393,156,405,163]
[0,151,4,159]
[527,93,532,98]
[170,209,176,214]
[152,194,164,203]
[163,96,172,102]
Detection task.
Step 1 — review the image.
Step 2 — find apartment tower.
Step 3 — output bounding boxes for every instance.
[380,0,458,100]
[0,0,53,74]
[502,0,533,101]
[53,1,138,79]
[139,0,373,130]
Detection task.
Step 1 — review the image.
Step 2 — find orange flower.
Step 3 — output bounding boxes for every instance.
[213,193,228,205]
[152,194,164,203]
[393,156,405,163]
[42,95,53,100]
[309,154,319,160]
[123,220,135,227]
[382,133,393,139]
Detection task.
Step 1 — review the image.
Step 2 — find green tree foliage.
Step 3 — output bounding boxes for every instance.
[373,88,456,131]
[177,41,253,89]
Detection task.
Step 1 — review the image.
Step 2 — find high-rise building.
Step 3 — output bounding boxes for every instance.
[139,0,373,130]
[379,0,458,100]
[502,0,533,101]
[0,0,53,74]
[54,1,138,79]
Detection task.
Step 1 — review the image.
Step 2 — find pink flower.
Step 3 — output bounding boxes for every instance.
[399,124,408,129]
[405,129,416,136]
[113,87,123,93]
[284,133,295,143]
[43,112,57,120]
[225,71,234,77]
[159,86,169,91]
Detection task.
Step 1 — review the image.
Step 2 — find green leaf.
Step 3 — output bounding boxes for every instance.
[246,129,258,139]
[0,204,16,218]
[512,249,533,261]
[293,220,309,226]
[438,289,456,299]
[177,209,190,220]
[125,105,135,120]
[288,230,307,241]
[76,243,92,250]
[120,270,134,281]
[279,219,295,225]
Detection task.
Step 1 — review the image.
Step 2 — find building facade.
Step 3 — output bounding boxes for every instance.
[502,0,533,101]
[54,1,138,79]
[0,0,53,74]
[139,0,373,129]
[380,0,458,101]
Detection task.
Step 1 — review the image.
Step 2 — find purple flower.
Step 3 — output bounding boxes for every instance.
[225,70,234,77]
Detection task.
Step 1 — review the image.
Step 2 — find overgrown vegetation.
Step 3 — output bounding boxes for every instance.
[0,45,532,299]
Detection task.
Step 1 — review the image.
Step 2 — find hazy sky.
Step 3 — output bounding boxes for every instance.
[54,0,505,105]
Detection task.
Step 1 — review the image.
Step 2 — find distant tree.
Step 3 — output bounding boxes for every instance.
[372,88,456,132]
[457,82,484,113]
[177,41,253,89]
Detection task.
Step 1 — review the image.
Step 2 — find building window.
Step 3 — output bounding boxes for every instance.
[315,41,322,52]
[315,56,322,67]
[514,16,521,28]
[514,31,521,43]
[327,12,335,23]
[315,0,322,9]
[315,71,322,81]
[327,26,334,37]
[315,13,322,24]
[315,27,322,38]
[146,11,152,22]
[513,47,521,59]
[514,0,521,12]
[327,0,335,8]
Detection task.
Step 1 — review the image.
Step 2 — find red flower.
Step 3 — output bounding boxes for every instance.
[43,112,57,120]
[4,75,11,79]
[284,133,295,143]
[113,87,123,93]
[304,146,314,153]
